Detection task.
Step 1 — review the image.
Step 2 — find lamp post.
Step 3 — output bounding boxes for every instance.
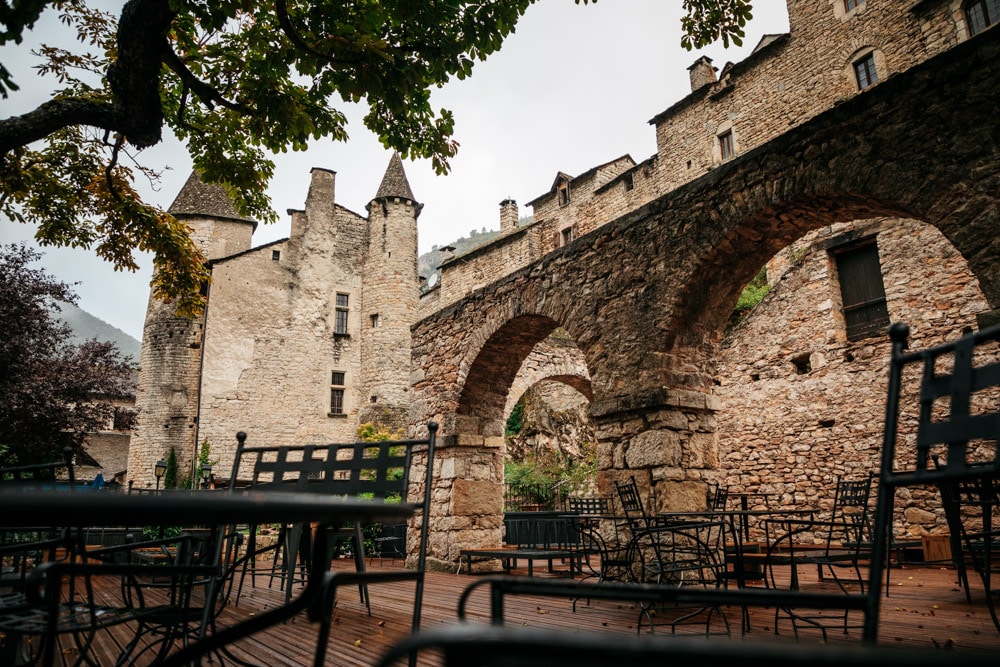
[201,463,213,490]
[154,459,167,490]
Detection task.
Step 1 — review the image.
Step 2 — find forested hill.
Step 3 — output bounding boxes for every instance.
[54,301,141,363]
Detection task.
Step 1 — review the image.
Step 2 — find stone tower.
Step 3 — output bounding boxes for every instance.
[127,172,255,489]
[359,153,422,429]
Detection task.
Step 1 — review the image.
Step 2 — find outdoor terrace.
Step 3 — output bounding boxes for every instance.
[74,554,998,666]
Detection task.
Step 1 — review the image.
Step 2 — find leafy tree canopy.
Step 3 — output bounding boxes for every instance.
[0,0,751,318]
[0,242,136,467]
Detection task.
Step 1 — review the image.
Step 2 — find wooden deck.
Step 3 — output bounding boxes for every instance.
[56,557,1000,665]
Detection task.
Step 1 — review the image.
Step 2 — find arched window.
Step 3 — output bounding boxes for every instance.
[967,0,1000,35]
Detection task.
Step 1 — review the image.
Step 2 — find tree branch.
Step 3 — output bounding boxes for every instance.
[0,97,120,155]
[161,48,247,114]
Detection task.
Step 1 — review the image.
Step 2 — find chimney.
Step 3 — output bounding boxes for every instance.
[500,198,519,236]
[438,244,456,264]
[688,56,717,92]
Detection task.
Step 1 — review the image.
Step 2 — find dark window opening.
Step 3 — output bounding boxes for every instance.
[792,354,812,375]
[623,173,634,192]
[558,183,570,206]
[271,250,281,261]
[844,0,862,11]
[967,0,1000,34]
[834,240,890,341]
[560,227,575,247]
[371,313,380,328]
[854,53,878,90]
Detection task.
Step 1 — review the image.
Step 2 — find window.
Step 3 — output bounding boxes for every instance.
[967,0,1000,35]
[834,240,890,341]
[371,313,380,328]
[560,226,575,247]
[719,130,734,161]
[844,0,863,11]
[623,173,634,192]
[334,293,349,335]
[558,183,570,206]
[330,371,346,415]
[271,250,280,261]
[854,53,878,90]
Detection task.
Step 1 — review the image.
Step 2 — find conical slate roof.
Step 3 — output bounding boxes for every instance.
[169,171,254,222]
[373,152,416,202]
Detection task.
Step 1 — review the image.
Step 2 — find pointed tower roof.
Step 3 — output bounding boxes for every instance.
[373,152,417,202]
[169,171,255,223]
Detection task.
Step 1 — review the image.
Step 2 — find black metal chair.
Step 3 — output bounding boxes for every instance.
[762,473,874,640]
[866,322,1000,637]
[0,455,234,666]
[227,422,439,667]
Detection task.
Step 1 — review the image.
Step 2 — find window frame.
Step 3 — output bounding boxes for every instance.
[853,52,878,90]
[329,371,346,416]
[334,293,350,336]
[718,130,735,161]
[832,239,890,342]
[966,0,1000,35]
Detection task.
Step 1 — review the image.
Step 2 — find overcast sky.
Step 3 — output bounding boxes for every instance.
[0,1,789,341]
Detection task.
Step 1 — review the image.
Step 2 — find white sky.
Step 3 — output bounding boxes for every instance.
[0,1,789,341]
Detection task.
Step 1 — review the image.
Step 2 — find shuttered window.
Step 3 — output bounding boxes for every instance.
[834,241,890,341]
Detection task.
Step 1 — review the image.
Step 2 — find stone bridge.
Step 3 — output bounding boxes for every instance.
[410,31,1000,569]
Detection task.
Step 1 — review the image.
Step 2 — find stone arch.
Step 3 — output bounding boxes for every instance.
[412,33,1000,566]
[504,333,592,421]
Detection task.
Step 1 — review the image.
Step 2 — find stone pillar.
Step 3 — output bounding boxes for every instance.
[591,386,722,515]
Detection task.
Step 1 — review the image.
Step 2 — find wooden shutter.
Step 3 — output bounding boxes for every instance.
[835,241,890,341]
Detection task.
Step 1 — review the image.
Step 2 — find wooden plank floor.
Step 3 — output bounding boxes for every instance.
[52,556,1000,665]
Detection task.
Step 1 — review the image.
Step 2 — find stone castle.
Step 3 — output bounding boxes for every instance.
[127,0,998,551]
[127,156,420,486]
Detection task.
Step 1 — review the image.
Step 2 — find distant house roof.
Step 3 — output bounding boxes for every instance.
[526,156,635,208]
[169,171,257,226]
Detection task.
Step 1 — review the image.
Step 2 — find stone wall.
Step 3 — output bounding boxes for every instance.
[714,218,990,539]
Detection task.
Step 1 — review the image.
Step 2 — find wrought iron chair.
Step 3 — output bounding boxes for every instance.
[227,422,439,666]
[614,476,731,635]
[762,473,874,641]
[866,322,1000,637]
[0,454,233,666]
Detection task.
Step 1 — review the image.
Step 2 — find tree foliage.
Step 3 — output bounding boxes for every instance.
[1,1,752,318]
[0,242,136,467]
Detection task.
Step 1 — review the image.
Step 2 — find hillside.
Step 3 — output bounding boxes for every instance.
[419,217,531,282]
[53,300,142,362]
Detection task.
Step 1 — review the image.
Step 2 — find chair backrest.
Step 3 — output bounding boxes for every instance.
[230,423,438,566]
[615,476,654,531]
[866,322,1000,639]
[709,483,729,510]
[567,496,614,515]
[829,473,873,544]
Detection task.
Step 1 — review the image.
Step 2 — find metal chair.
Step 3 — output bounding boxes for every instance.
[867,322,1000,637]
[227,422,439,667]
[0,454,233,666]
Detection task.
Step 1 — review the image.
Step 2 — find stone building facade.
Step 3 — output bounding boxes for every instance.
[128,155,420,488]
[127,2,1000,563]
